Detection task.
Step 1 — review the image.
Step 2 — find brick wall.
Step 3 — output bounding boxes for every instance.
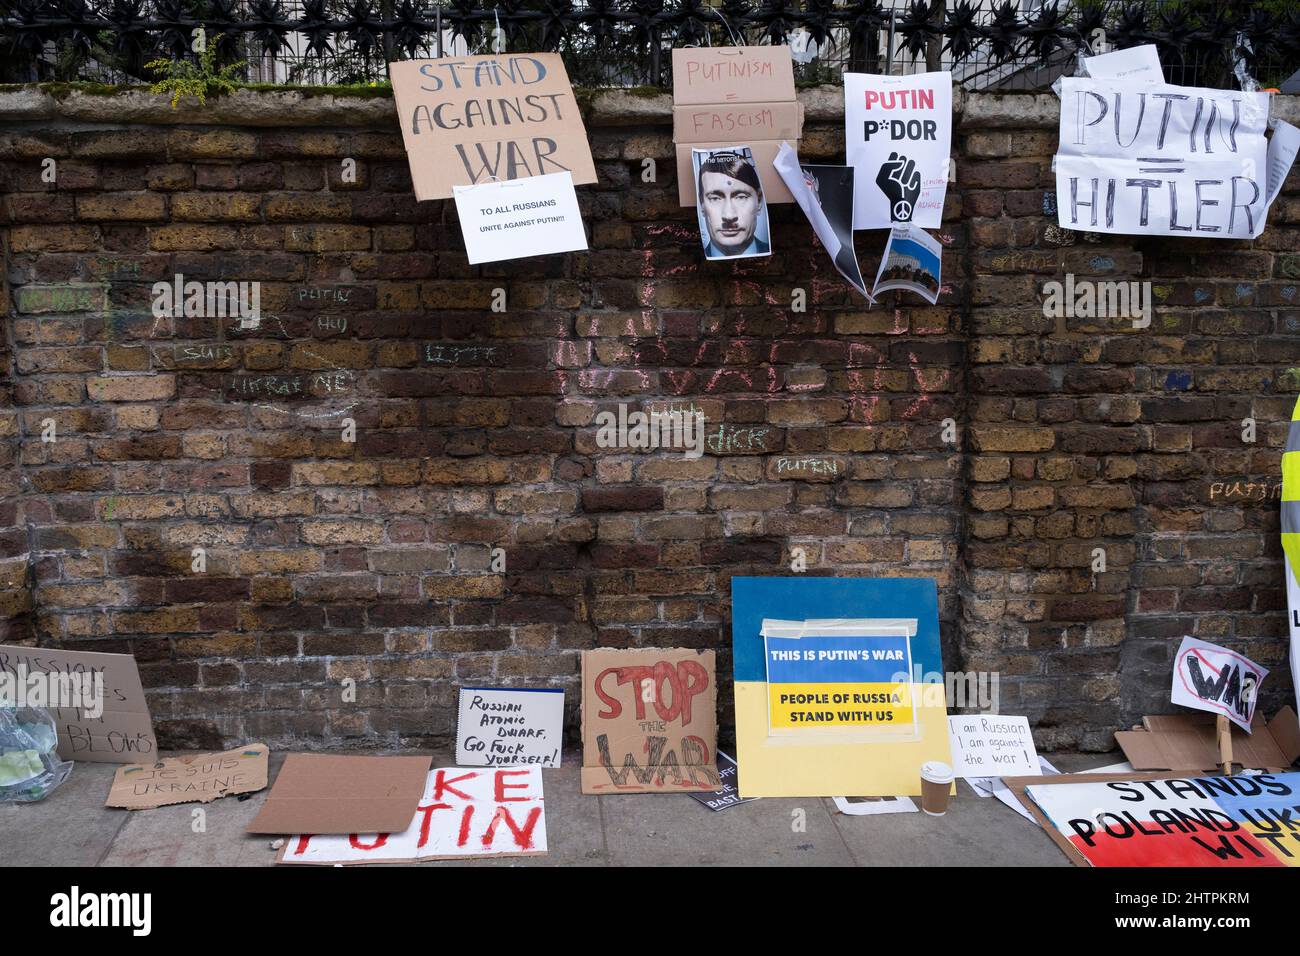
[0,87,1296,753]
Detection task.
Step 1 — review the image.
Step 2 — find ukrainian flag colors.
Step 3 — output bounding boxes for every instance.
[1283,395,1300,715]
[731,577,952,798]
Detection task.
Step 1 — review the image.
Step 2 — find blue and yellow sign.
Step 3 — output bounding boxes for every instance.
[731,577,952,798]
[764,632,914,733]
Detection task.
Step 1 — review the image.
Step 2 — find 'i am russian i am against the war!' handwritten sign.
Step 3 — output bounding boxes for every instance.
[390,54,597,201]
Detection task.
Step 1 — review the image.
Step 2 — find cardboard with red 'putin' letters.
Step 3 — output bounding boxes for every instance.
[580,647,722,794]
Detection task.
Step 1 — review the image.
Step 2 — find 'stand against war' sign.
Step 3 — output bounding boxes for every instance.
[390,54,597,201]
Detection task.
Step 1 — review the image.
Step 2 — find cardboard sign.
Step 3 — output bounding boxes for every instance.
[452,171,588,264]
[872,224,941,303]
[279,766,547,865]
[456,686,564,768]
[845,71,952,229]
[672,46,795,106]
[693,146,772,259]
[1171,637,1267,733]
[1116,707,1300,773]
[732,577,953,798]
[1022,772,1300,867]
[761,618,917,736]
[246,753,431,835]
[773,142,871,300]
[672,45,801,206]
[580,647,721,794]
[1054,77,1298,238]
[107,744,268,809]
[947,715,1040,778]
[0,643,155,764]
[689,751,757,811]
[389,55,597,201]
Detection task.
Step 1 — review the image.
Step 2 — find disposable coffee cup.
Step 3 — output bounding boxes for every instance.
[919,761,954,816]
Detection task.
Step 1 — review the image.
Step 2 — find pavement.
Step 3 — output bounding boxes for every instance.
[0,750,1120,867]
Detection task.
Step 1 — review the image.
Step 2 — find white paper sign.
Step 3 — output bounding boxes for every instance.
[1083,44,1164,82]
[832,795,917,815]
[947,714,1040,778]
[1266,121,1300,211]
[845,71,952,230]
[1171,636,1268,733]
[456,686,565,768]
[453,171,587,264]
[279,766,547,864]
[1055,77,1283,238]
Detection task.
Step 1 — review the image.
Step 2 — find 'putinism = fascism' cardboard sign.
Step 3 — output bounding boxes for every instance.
[844,71,952,230]
[1055,77,1300,238]
[731,577,953,798]
[580,647,722,794]
[672,45,801,207]
[0,643,156,764]
[279,766,547,865]
[1018,772,1300,867]
[389,54,597,201]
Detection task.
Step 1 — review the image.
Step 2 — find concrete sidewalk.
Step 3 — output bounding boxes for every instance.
[0,750,1115,867]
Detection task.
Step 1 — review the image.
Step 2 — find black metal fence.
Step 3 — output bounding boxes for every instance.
[1,0,1298,91]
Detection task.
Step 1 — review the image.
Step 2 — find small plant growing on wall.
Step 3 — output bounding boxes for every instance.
[146,31,245,108]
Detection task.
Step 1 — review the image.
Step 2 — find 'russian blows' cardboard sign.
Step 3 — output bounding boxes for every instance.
[389,54,597,201]
[580,647,722,794]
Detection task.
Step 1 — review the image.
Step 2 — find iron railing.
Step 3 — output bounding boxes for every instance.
[1,0,1297,91]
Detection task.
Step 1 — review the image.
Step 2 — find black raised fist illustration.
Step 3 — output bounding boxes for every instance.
[875,152,921,222]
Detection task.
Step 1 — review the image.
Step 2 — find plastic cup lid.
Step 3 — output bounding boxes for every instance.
[920,760,954,784]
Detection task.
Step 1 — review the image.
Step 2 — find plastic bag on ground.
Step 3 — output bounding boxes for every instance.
[0,707,73,802]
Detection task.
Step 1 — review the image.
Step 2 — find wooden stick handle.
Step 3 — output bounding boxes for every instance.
[1217,714,1233,776]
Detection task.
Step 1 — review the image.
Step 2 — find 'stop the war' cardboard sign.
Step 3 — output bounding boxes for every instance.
[580,647,722,794]
[389,55,597,201]
[1054,77,1289,239]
